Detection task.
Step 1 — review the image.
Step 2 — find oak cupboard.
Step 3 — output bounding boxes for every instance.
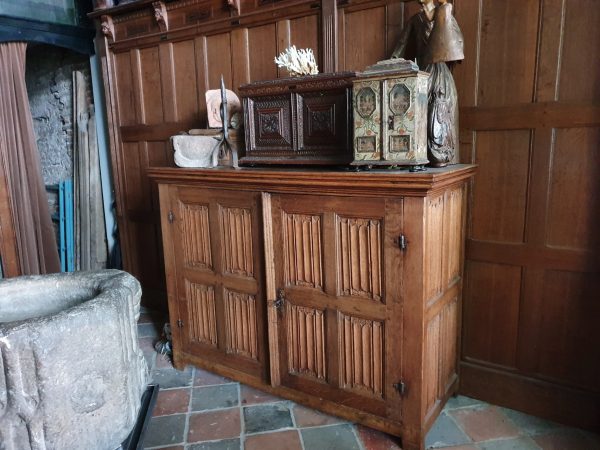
[149,165,475,450]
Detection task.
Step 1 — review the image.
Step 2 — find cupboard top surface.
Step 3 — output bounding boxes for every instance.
[148,164,476,196]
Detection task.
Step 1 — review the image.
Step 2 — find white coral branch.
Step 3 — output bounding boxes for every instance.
[274,45,319,76]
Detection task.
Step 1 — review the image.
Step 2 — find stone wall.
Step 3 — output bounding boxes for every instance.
[26,44,91,188]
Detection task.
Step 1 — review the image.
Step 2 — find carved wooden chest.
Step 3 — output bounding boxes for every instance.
[239,73,356,165]
[352,59,429,167]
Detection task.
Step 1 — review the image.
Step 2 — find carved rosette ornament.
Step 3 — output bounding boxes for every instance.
[100,15,114,41]
[153,1,169,32]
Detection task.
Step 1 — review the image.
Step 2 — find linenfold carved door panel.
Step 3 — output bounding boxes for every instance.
[169,186,266,380]
[267,194,403,419]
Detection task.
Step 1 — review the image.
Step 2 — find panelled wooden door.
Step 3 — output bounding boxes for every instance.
[168,186,267,380]
[267,194,403,420]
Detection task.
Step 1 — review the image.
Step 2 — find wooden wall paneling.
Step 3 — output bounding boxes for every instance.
[535,0,564,103]
[385,0,403,62]
[557,0,600,103]
[470,130,531,243]
[476,0,539,107]
[159,43,177,122]
[205,32,233,90]
[171,39,201,123]
[338,3,387,71]
[546,127,600,251]
[247,24,278,82]
[138,46,165,124]
[536,271,600,390]
[289,14,319,64]
[452,0,480,108]
[231,28,251,89]
[321,0,336,72]
[463,261,521,368]
[276,19,291,66]
[194,35,209,126]
[113,50,137,125]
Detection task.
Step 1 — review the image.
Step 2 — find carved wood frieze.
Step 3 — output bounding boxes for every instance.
[185,281,217,346]
[340,313,384,398]
[180,203,212,270]
[286,303,326,380]
[224,289,258,360]
[337,217,382,301]
[282,213,323,290]
[219,206,254,277]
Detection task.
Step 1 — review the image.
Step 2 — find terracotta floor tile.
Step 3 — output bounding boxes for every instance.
[449,406,520,442]
[244,430,302,450]
[533,429,600,450]
[188,408,241,442]
[355,424,402,450]
[240,385,281,405]
[293,404,344,428]
[152,388,191,416]
[194,368,234,386]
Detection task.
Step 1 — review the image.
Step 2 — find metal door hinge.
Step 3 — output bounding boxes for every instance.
[168,211,175,223]
[398,234,408,251]
[177,319,183,328]
[393,381,407,396]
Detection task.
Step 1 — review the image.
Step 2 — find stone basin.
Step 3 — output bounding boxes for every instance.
[0,270,149,450]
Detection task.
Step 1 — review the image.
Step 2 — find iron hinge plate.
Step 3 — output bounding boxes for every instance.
[399,234,408,251]
[393,381,407,396]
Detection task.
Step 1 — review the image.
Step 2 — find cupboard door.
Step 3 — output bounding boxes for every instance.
[268,194,404,420]
[170,186,267,380]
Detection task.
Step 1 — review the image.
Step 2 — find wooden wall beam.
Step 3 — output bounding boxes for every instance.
[460,102,600,131]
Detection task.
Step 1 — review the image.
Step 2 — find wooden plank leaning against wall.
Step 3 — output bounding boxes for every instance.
[91,0,600,432]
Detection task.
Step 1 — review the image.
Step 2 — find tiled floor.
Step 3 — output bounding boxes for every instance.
[137,312,600,450]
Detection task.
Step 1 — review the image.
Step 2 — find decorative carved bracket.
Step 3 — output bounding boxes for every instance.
[226,0,240,15]
[100,15,114,40]
[153,1,169,32]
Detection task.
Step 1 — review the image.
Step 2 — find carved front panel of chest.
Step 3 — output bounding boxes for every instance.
[337,216,383,302]
[282,213,324,290]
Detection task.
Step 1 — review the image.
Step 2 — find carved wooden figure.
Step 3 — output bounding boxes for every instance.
[391,0,464,167]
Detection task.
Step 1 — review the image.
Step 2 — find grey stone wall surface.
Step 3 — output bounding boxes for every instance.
[25,44,91,216]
